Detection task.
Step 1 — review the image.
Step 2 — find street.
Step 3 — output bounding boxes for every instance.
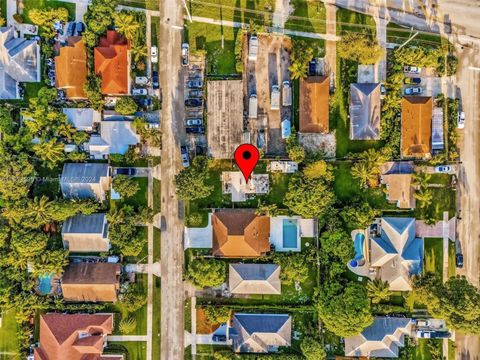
[159,0,186,359]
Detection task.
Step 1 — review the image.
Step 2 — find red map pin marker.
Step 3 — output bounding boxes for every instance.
[234,144,259,183]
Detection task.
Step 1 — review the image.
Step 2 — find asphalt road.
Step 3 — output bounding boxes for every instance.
[159,1,186,359]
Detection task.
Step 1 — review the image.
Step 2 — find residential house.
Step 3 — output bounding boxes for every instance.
[62,213,109,252]
[369,217,423,291]
[229,263,281,295]
[61,262,121,302]
[231,313,291,353]
[432,106,444,151]
[60,163,111,201]
[221,171,269,202]
[207,80,244,158]
[212,210,270,258]
[85,120,140,159]
[379,162,415,209]
[94,30,129,95]
[0,27,40,99]
[345,317,413,358]
[299,76,329,133]
[34,313,122,360]
[349,83,381,140]
[63,108,101,132]
[55,37,87,99]
[401,96,432,158]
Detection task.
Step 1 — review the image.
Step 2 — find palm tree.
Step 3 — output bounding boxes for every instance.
[56,123,76,141]
[26,196,54,227]
[366,279,392,304]
[130,42,148,63]
[114,12,140,41]
[412,172,431,190]
[289,61,308,80]
[33,140,65,167]
[31,250,68,277]
[351,162,375,188]
[414,188,433,208]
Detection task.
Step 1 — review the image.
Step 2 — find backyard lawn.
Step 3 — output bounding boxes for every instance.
[0,310,19,356]
[285,0,326,33]
[185,22,239,75]
[424,237,443,277]
[22,0,76,23]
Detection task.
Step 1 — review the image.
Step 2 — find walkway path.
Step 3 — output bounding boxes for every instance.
[6,0,16,26]
[272,0,291,31]
[146,165,154,360]
[107,335,148,342]
[190,15,341,41]
[191,296,197,357]
[372,0,389,82]
[324,2,337,85]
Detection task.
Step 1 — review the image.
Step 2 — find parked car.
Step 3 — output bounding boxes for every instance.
[458,111,465,129]
[415,319,431,328]
[404,65,422,74]
[404,87,423,95]
[185,118,203,126]
[186,126,205,134]
[416,331,451,339]
[151,46,158,63]
[185,98,203,107]
[187,79,203,88]
[152,71,159,89]
[189,89,203,98]
[195,145,205,155]
[404,77,422,84]
[137,97,152,108]
[434,165,452,173]
[180,145,190,167]
[456,253,464,268]
[75,22,85,35]
[116,168,137,175]
[66,22,76,37]
[132,88,148,96]
[212,334,227,342]
[182,43,189,66]
[135,76,149,85]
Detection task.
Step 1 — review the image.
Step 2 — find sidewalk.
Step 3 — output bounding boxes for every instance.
[107,335,148,341]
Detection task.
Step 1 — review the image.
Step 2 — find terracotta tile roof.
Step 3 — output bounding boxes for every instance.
[299,76,329,133]
[401,96,432,158]
[34,313,114,360]
[212,210,270,258]
[94,31,129,95]
[61,263,121,302]
[55,37,87,99]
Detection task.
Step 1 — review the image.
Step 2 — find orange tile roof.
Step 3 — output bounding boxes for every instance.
[401,96,432,158]
[299,76,329,133]
[94,31,129,95]
[212,210,270,258]
[55,37,87,99]
[34,313,114,360]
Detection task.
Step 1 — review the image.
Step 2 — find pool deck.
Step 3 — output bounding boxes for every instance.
[270,216,315,252]
[348,229,375,279]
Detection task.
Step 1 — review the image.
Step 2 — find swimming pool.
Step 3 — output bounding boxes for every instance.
[350,233,366,267]
[282,219,298,248]
[38,273,53,295]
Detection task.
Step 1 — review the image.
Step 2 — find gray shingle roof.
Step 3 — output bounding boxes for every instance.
[349,83,381,140]
[62,213,107,235]
[60,163,109,184]
[361,317,412,341]
[229,264,281,295]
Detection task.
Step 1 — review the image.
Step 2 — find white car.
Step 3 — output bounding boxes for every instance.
[404,65,422,74]
[135,76,149,85]
[458,111,465,129]
[182,43,189,66]
[434,165,452,174]
[151,46,158,63]
[415,319,431,328]
[132,88,148,96]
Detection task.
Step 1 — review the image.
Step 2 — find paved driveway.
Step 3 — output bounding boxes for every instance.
[184,214,212,249]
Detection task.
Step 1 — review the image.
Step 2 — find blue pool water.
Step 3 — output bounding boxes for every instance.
[38,273,53,295]
[350,233,365,267]
[282,219,298,248]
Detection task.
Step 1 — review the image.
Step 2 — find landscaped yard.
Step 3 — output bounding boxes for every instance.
[0,310,19,357]
[185,21,239,75]
[413,339,443,360]
[414,185,456,221]
[111,177,148,209]
[285,0,326,33]
[22,0,76,23]
[107,341,146,360]
[424,237,443,277]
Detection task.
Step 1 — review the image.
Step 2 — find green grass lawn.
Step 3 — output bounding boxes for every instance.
[188,0,274,25]
[22,0,76,23]
[0,0,6,21]
[424,237,443,277]
[414,186,456,221]
[285,0,326,33]
[336,8,376,36]
[185,21,239,75]
[333,162,393,209]
[112,177,148,209]
[448,340,456,360]
[151,16,159,47]
[153,178,161,213]
[118,0,159,10]
[413,339,443,360]
[184,298,192,331]
[387,23,442,48]
[107,341,146,360]
[448,240,456,279]
[0,310,19,356]
[153,227,161,262]
[152,277,161,358]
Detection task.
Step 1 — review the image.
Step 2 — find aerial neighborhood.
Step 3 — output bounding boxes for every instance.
[0,0,478,360]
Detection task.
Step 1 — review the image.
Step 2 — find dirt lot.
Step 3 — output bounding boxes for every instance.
[244,34,292,156]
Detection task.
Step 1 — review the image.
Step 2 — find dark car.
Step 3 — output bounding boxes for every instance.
[75,22,85,35]
[187,79,203,88]
[186,126,205,134]
[152,71,159,89]
[116,168,136,175]
[195,145,205,155]
[212,334,227,342]
[189,89,203,98]
[404,77,422,85]
[185,98,203,107]
[308,60,317,75]
[66,22,76,37]
[456,253,464,268]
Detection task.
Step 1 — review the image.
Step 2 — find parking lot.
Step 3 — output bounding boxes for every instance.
[244,34,292,156]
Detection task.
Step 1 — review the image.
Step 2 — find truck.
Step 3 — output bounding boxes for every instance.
[271,85,280,110]
[249,94,258,119]
[248,36,258,61]
[282,81,292,106]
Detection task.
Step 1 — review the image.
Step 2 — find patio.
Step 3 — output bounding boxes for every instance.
[270,216,315,252]
[221,171,269,202]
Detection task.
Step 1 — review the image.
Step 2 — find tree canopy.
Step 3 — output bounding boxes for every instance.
[115,97,138,115]
[273,252,310,285]
[175,156,214,201]
[338,32,384,64]
[112,175,140,199]
[186,259,226,288]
